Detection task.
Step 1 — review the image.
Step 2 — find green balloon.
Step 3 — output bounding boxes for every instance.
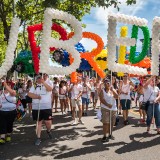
[129,25,150,64]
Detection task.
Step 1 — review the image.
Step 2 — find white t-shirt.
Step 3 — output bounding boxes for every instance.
[119,83,131,100]
[53,83,59,94]
[71,84,83,99]
[82,83,91,99]
[101,89,117,111]
[29,80,53,110]
[0,93,16,111]
[18,88,27,99]
[143,85,159,102]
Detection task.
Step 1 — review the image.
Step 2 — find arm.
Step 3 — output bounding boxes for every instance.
[27,92,41,99]
[76,91,83,100]
[143,76,154,89]
[154,91,160,103]
[3,82,16,96]
[42,80,53,92]
[99,90,112,108]
[110,87,118,99]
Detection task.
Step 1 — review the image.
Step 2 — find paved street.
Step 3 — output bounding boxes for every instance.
[0,102,160,160]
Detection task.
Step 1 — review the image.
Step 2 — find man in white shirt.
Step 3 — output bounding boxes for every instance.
[28,73,53,146]
[69,78,83,125]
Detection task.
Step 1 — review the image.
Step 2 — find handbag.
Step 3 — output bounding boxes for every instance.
[96,108,102,121]
[141,91,153,111]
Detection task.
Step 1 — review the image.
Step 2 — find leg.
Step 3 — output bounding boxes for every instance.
[103,123,109,137]
[52,94,55,110]
[44,120,52,132]
[55,96,58,112]
[146,104,153,131]
[36,120,43,138]
[78,105,82,121]
[0,111,7,142]
[28,103,32,116]
[154,103,160,133]
[60,99,64,114]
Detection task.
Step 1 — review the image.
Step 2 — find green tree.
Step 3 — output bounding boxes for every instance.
[0,0,136,64]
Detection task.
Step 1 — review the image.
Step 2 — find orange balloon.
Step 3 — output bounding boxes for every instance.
[68,31,105,78]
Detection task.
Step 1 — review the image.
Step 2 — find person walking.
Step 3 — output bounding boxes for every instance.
[143,76,160,134]
[0,82,17,144]
[28,74,53,145]
[52,77,59,113]
[99,78,118,142]
[119,74,134,125]
[69,78,83,125]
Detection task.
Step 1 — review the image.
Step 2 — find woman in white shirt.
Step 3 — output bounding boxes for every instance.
[143,76,160,134]
[59,80,67,115]
[119,74,134,125]
[99,78,118,143]
[52,77,59,113]
[0,82,17,144]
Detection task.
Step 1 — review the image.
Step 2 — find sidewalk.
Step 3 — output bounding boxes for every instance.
[0,104,160,160]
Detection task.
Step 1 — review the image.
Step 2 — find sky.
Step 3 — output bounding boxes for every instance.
[80,0,160,52]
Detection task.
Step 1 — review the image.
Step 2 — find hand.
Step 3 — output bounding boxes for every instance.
[108,104,112,108]
[0,104,2,108]
[110,86,113,91]
[3,81,7,87]
[125,92,128,95]
[37,95,41,100]
[40,78,45,84]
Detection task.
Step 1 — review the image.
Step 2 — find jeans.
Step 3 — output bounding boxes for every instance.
[146,103,160,128]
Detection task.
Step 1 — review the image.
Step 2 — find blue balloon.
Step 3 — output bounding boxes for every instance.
[60,42,91,71]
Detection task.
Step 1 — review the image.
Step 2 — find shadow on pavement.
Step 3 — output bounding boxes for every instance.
[115,132,160,154]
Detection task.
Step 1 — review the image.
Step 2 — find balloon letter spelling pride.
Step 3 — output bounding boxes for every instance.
[0,18,20,78]
[151,17,160,76]
[107,13,148,75]
[40,8,82,75]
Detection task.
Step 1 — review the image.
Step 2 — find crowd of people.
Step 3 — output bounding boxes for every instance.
[0,73,160,145]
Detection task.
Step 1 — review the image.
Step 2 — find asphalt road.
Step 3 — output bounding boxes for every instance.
[0,102,160,160]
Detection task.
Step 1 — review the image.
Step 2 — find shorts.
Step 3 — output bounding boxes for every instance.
[25,96,32,103]
[120,99,131,110]
[101,107,116,124]
[52,92,59,97]
[82,97,90,105]
[91,91,98,100]
[59,94,66,100]
[32,109,52,121]
[71,99,82,107]
[21,99,27,109]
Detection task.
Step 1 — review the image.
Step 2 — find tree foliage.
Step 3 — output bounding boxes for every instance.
[0,0,137,65]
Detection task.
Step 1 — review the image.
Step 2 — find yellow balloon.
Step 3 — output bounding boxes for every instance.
[118,26,128,77]
[94,49,108,70]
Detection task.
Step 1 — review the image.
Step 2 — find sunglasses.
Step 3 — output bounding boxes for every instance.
[104,81,110,84]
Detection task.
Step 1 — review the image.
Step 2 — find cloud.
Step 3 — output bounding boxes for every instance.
[81,0,153,51]
[95,0,148,27]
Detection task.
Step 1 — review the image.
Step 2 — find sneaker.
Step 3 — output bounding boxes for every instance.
[108,135,115,140]
[72,120,77,125]
[0,138,5,144]
[35,138,41,146]
[46,130,53,139]
[5,136,11,142]
[78,120,84,124]
[101,136,108,143]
